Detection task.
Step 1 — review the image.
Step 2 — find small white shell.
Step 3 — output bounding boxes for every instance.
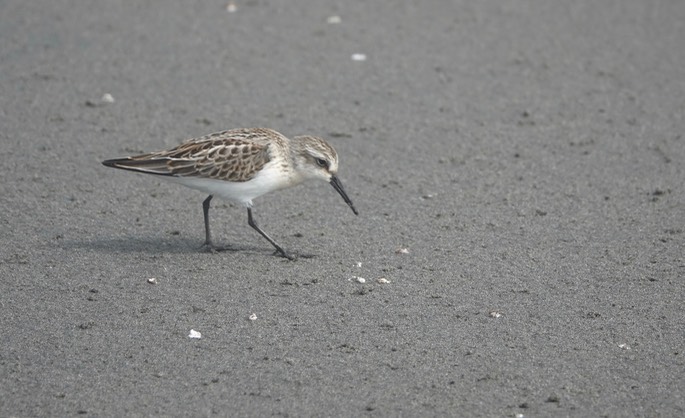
[188,329,202,339]
[249,313,258,321]
[377,278,391,284]
[147,277,157,284]
[351,53,367,61]
[352,276,366,283]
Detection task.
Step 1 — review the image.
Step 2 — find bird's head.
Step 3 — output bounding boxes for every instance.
[292,135,358,215]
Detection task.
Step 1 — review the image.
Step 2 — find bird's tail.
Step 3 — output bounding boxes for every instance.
[101,157,175,176]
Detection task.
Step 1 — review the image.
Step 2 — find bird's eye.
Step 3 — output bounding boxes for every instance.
[315,158,328,168]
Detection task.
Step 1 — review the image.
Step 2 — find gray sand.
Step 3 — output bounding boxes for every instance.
[1,1,683,416]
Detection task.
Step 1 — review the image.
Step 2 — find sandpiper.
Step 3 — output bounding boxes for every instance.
[102,128,358,259]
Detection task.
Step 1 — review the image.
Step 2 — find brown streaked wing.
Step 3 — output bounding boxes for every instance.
[165,139,272,182]
[107,128,282,180]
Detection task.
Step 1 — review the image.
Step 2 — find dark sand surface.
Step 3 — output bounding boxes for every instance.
[1,1,684,416]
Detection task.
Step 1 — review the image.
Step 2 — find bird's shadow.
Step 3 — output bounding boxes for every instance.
[61,236,268,256]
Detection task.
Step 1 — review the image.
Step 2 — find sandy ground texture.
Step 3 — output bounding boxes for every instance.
[1,0,684,416]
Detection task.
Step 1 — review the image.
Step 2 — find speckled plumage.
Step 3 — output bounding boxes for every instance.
[106,128,278,182]
[102,128,357,259]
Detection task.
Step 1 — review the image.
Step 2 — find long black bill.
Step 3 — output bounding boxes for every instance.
[330,176,358,215]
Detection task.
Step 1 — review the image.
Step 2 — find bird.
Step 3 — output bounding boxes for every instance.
[102,127,358,260]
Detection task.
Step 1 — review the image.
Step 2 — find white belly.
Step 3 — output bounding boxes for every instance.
[166,164,299,207]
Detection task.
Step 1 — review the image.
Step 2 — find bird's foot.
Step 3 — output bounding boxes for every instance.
[200,241,236,253]
[274,249,297,261]
[272,249,316,261]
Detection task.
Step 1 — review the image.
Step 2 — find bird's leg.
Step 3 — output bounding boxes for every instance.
[200,195,221,252]
[247,208,295,260]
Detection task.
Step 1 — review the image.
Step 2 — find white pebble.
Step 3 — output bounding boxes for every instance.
[356,262,362,268]
[395,247,410,254]
[147,277,157,284]
[249,313,258,321]
[101,93,115,103]
[226,2,237,12]
[353,276,366,283]
[188,329,202,339]
[377,278,391,284]
[326,15,341,24]
[489,311,503,318]
[351,53,367,61]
